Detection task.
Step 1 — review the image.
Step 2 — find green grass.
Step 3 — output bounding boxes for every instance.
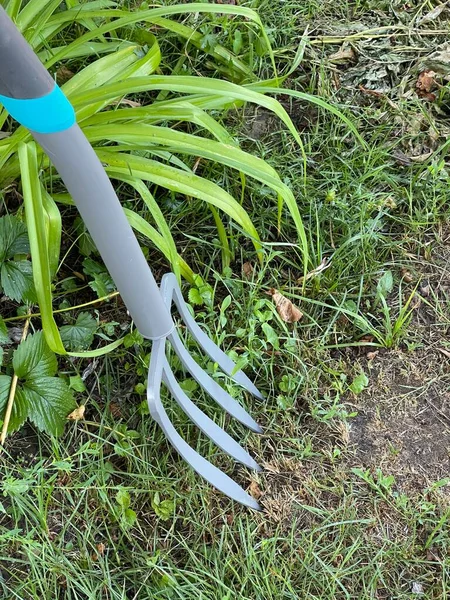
[2,0,450,598]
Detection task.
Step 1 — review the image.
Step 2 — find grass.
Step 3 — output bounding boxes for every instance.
[1,0,450,598]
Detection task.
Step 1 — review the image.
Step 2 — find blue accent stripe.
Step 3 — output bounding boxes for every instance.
[0,84,75,134]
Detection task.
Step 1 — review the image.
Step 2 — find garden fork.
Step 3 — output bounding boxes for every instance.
[0,6,263,509]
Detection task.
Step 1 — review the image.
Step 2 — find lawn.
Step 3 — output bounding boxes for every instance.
[0,1,449,598]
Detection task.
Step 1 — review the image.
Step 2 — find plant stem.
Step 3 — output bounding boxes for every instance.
[0,315,31,445]
[3,291,120,323]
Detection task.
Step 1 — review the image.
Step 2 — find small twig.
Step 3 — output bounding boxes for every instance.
[1,315,31,445]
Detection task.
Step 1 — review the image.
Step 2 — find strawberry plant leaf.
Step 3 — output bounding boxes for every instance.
[0,317,8,345]
[1,260,35,302]
[9,387,32,433]
[60,312,98,351]
[0,376,28,433]
[13,331,57,379]
[20,377,75,437]
[0,215,29,261]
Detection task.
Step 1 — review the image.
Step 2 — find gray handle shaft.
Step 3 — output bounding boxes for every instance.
[34,126,175,340]
[0,6,54,99]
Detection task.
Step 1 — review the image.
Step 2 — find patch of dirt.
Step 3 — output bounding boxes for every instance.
[348,349,450,495]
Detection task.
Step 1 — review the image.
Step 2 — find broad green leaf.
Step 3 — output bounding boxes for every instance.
[89,272,115,298]
[13,331,57,379]
[116,488,131,510]
[0,375,28,433]
[1,260,34,303]
[377,271,394,299]
[188,288,203,306]
[349,372,369,395]
[60,313,98,351]
[0,215,29,261]
[19,142,66,354]
[0,317,8,345]
[0,374,11,414]
[20,377,75,437]
[262,322,279,350]
[69,375,86,393]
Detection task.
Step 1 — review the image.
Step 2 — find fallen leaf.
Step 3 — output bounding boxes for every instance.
[329,45,356,64]
[96,542,106,555]
[249,480,262,499]
[416,70,438,100]
[267,289,303,323]
[401,269,413,283]
[297,257,331,283]
[242,262,254,278]
[67,405,86,421]
[417,2,448,25]
[367,351,379,361]
[109,402,122,418]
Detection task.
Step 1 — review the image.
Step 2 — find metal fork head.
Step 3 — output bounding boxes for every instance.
[146,273,263,510]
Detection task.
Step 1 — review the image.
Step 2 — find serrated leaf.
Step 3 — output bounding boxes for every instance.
[188,288,203,306]
[82,257,105,277]
[0,317,8,345]
[60,312,97,351]
[0,215,29,262]
[13,331,57,379]
[0,376,28,433]
[20,377,75,436]
[123,329,144,348]
[89,272,115,298]
[1,260,35,302]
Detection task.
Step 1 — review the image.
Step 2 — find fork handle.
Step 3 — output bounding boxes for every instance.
[0,6,174,339]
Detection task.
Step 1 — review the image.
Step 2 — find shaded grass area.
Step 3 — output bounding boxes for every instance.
[1,0,450,598]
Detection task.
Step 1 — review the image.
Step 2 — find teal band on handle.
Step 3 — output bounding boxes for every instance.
[0,84,75,134]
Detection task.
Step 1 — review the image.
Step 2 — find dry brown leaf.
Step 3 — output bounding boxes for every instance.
[401,269,413,283]
[329,46,356,64]
[416,70,438,100]
[268,288,303,323]
[297,257,331,283]
[242,262,254,278]
[111,98,142,108]
[67,405,86,421]
[96,542,106,556]
[367,351,379,361]
[249,480,262,499]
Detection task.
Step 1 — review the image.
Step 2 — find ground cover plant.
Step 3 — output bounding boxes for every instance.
[0,0,449,598]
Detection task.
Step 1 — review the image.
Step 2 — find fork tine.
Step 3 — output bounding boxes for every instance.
[163,360,261,470]
[160,273,265,400]
[147,342,261,510]
[169,329,262,433]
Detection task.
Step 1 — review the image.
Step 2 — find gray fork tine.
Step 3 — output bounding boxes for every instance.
[147,339,261,510]
[163,360,261,470]
[160,273,264,400]
[168,329,262,433]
